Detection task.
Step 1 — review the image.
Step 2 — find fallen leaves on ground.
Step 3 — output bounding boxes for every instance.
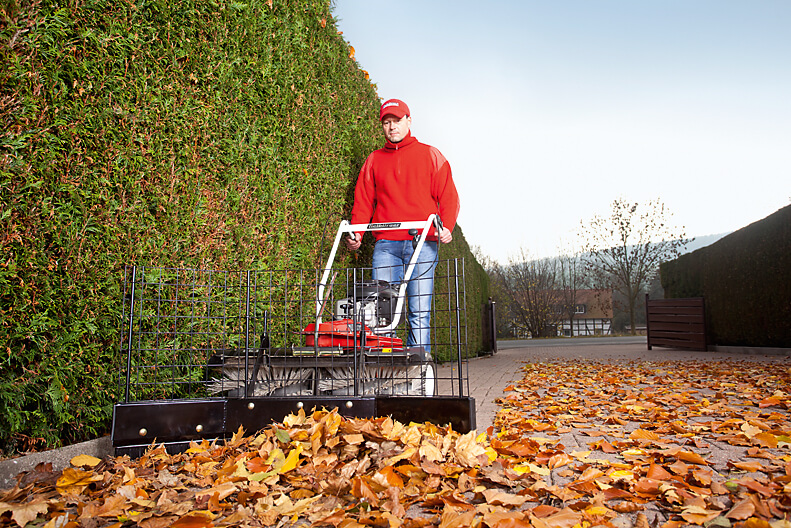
[0,359,789,527]
[496,358,791,527]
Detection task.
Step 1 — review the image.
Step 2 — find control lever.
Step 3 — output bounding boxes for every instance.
[409,228,419,250]
[433,216,444,239]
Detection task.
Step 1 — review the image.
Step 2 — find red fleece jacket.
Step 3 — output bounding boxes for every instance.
[350,133,460,241]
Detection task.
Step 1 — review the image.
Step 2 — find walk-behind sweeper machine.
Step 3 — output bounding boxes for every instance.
[112,215,475,456]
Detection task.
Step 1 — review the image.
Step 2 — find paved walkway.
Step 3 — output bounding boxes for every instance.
[439,337,789,431]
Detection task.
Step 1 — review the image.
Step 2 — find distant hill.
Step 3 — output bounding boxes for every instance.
[679,233,731,254]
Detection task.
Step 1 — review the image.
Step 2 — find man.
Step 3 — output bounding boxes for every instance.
[344,99,460,355]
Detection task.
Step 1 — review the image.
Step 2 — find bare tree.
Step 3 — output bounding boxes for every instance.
[493,248,560,338]
[579,198,691,335]
[556,243,586,337]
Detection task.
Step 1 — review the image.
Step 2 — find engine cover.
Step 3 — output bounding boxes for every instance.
[335,280,399,329]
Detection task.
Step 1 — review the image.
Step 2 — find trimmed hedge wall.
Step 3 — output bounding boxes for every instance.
[661,205,791,348]
[0,0,488,455]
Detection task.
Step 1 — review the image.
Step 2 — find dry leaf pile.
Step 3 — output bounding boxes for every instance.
[0,358,789,528]
[495,359,791,527]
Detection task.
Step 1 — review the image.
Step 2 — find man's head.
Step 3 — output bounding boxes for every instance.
[380,99,411,143]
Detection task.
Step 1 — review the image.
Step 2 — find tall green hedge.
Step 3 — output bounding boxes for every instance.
[438,225,491,361]
[0,0,488,455]
[661,205,791,348]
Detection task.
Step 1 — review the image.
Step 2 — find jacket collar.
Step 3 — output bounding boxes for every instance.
[384,132,417,151]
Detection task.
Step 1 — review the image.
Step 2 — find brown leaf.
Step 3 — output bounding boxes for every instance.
[529,504,560,518]
[728,460,765,473]
[540,507,582,528]
[315,508,348,527]
[4,499,50,528]
[736,477,774,497]
[483,512,532,528]
[438,507,476,528]
[79,494,128,519]
[454,431,488,468]
[725,499,755,520]
[611,502,642,513]
[633,478,661,497]
[482,489,528,507]
[634,513,651,528]
[680,505,721,525]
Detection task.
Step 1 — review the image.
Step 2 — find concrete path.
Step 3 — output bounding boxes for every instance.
[441,336,788,431]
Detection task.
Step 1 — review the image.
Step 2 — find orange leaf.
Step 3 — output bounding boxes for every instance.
[351,476,379,506]
[646,463,673,481]
[741,518,772,528]
[375,466,404,488]
[597,440,617,453]
[633,478,661,496]
[56,467,104,495]
[602,487,635,500]
[758,396,781,408]
[634,513,651,528]
[485,515,532,528]
[548,452,573,469]
[676,450,708,465]
[611,502,642,513]
[630,429,661,441]
[348,46,355,59]
[725,499,755,520]
[729,460,764,473]
[170,513,215,528]
[753,432,778,448]
[530,504,560,518]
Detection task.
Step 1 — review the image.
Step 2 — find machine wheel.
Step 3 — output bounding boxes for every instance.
[410,359,436,396]
[422,360,437,396]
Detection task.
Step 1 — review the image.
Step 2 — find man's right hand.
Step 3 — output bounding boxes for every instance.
[344,233,361,251]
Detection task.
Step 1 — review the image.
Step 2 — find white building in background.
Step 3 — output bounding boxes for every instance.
[557,289,613,337]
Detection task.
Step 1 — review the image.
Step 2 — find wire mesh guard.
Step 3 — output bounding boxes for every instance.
[119,260,470,404]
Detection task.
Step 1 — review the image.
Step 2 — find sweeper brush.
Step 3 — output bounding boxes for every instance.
[112,216,474,456]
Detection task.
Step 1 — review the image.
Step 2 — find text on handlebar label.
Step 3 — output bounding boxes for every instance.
[367,222,401,229]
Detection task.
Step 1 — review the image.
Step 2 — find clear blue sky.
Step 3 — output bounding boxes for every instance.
[332,1,791,263]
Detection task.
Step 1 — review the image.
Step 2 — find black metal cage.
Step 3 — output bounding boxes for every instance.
[112,259,475,456]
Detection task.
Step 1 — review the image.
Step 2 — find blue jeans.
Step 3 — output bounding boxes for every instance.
[372,240,438,355]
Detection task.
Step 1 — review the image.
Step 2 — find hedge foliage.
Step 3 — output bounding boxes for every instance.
[1,0,488,455]
[660,205,790,348]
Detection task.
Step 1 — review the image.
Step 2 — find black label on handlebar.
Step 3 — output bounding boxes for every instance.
[367,222,401,229]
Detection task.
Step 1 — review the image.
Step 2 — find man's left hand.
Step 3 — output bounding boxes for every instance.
[439,227,453,244]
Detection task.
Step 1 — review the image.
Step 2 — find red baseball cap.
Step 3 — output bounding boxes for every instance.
[379,99,410,121]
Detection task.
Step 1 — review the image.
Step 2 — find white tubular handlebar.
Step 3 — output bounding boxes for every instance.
[316,215,438,329]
